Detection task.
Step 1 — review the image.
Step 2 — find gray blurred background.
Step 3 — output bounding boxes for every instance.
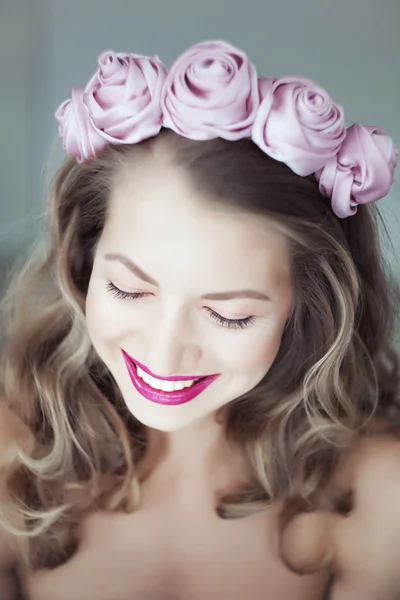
[1,0,399,344]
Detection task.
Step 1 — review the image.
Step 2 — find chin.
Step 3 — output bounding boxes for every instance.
[121,399,199,432]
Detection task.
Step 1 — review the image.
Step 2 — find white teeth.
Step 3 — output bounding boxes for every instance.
[136,365,198,392]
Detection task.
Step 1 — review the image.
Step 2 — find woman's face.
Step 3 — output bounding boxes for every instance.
[86,162,293,432]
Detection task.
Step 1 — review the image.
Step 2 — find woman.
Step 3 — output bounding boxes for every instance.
[0,40,399,599]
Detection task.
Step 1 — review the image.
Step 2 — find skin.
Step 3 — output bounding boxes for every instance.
[85,161,293,477]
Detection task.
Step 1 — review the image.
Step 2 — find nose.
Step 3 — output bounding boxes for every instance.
[142,304,202,377]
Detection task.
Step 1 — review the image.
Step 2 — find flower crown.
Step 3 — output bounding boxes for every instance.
[55,40,398,219]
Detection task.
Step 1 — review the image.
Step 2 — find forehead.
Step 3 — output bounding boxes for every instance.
[103,162,291,291]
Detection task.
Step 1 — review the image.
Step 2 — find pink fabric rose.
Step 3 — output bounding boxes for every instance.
[55,88,107,164]
[315,124,398,218]
[161,40,260,141]
[55,51,167,163]
[252,77,346,176]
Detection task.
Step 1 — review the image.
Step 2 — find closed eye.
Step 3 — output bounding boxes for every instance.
[203,308,255,329]
[105,281,255,330]
[106,281,146,301]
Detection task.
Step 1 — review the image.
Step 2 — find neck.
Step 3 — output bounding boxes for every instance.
[137,410,249,492]
[149,412,225,471]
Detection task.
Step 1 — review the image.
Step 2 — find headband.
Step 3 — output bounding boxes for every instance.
[55,40,398,219]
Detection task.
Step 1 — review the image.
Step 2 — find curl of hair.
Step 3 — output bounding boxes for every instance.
[0,129,399,571]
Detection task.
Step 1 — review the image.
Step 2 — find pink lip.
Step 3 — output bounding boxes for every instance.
[121,350,220,406]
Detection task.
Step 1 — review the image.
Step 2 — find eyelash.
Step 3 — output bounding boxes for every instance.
[105,281,255,330]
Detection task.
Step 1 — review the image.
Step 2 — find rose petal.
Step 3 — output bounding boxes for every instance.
[55,88,107,163]
[161,40,260,141]
[252,77,346,176]
[316,124,398,218]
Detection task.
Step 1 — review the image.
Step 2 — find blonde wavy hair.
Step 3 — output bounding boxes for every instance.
[1,129,399,571]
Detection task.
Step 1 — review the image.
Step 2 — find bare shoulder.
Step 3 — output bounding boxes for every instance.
[330,434,400,598]
[0,399,33,567]
[343,433,400,505]
[281,433,400,598]
[0,400,38,598]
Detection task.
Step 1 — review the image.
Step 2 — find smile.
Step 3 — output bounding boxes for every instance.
[121,350,220,406]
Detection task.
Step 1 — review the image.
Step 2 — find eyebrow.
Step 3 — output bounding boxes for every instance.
[104,253,271,302]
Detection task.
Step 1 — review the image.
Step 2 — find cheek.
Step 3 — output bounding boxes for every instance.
[217,323,285,377]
